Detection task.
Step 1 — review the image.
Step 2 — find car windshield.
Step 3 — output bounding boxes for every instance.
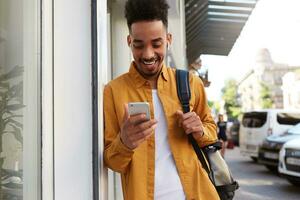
[287,123,300,135]
[277,112,300,125]
[242,112,267,128]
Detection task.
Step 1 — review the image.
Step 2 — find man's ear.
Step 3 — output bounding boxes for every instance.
[167,33,173,46]
[127,35,132,47]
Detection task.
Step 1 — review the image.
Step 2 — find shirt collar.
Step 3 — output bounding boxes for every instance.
[129,61,169,88]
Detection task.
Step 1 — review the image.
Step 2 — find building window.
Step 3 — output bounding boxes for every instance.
[0,0,41,199]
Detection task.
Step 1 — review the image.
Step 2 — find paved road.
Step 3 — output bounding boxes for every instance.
[225,147,300,200]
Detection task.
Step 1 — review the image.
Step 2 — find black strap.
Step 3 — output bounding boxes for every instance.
[176,69,210,174]
[215,181,239,192]
[176,70,191,113]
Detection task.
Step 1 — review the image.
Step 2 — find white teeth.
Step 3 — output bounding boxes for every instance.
[143,61,156,65]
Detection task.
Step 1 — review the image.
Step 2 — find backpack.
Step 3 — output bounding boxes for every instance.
[176,69,239,200]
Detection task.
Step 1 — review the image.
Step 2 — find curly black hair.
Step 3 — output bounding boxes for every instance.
[125,0,169,30]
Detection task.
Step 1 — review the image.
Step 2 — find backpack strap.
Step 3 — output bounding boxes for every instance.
[176,70,190,113]
[175,69,210,174]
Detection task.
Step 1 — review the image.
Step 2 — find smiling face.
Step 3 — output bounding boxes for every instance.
[127,20,172,80]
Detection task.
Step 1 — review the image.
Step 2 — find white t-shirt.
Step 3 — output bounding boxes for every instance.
[152,90,186,200]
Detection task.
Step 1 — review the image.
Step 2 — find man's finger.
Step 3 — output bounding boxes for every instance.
[176,110,183,116]
[186,126,202,134]
[182,115,199,128]
[129,113,149,125]
[134,124,156,141]
[181,111,196,120]
[135,119,157,131]
[184,120,201,133]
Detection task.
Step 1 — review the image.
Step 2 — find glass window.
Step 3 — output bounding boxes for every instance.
[242,112,267,128]
[0,0,41,199]
[277,113,300,125]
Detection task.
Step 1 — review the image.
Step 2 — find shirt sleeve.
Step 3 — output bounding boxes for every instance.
[103,84,134,173]
[190,74,218,147]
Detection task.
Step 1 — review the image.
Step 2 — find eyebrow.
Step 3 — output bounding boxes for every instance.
[133,38,164,43]
[132,39,143,43]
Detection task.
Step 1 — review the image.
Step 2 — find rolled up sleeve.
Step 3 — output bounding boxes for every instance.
[191,74,218,147]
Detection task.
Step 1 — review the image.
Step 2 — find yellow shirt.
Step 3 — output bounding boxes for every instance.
[104,62,220,200]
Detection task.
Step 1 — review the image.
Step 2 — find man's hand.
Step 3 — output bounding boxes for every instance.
[176,110,204,140]
[120,104,157,150]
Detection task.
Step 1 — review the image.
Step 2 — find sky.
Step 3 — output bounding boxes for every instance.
[200,0,300,102]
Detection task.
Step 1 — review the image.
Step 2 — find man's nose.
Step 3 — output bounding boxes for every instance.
[142,47,155,59]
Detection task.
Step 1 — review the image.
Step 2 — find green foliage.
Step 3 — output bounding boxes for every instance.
[221,79,241,120]
[208,100,220,113]
[0,66,24,149]
[260,81,273,108]
[214,101,221,113]
[208,100,214,108]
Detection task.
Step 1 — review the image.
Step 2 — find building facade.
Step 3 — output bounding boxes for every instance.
[282,70,300,110]
[238,49,296,112]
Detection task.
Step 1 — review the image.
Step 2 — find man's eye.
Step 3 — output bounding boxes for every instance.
[153,43,162,48]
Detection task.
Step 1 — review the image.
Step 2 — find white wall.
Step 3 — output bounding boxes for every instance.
[53,0,93,199]
[167,0,187,69]
[98,0,109,200]
[110,0,132,77]
[42,0,54,199]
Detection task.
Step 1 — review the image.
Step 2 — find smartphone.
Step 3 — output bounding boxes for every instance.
[128,102,150,120]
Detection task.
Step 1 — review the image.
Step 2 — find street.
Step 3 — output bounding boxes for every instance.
[225,147,300,200]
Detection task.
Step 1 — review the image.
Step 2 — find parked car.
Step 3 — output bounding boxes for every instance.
[229,120,240,146]
[279,137,300,186]
[239,109,300,161]
[258,123,300,171]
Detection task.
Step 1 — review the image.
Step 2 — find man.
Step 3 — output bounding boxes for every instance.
[104,0,219,199]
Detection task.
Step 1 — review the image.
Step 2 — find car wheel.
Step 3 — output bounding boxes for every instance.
[287,179,300,186]
[265,165,278,173]
[251,157,258,162]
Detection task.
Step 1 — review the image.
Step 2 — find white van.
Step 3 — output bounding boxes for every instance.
[239,109,300,160]
[278,137,300,186]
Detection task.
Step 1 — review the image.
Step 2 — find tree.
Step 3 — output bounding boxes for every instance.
[208,100,214,108]
[208,100,220,112]
[221,79,241,120]
[260,81,273,108]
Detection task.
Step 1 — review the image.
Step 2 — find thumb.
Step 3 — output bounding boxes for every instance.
[123,103,129,122]
[176,110,183,116]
